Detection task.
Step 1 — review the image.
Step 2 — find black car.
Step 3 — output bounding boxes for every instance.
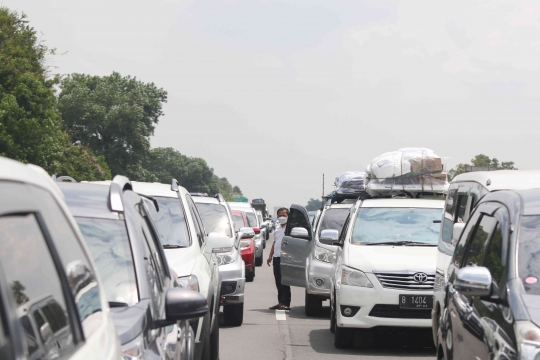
[438,188,540,360]
[58,176,207,360]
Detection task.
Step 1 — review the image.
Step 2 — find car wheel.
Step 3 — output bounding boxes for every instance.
[330,300,336,333]
[305,291,322,317]
[200,316,211,360]
[246,266,255,282]
[224,302,244,327]
[334,325,353,349]
[210,318,219,360]
[263,239,266,249]
[255,255,263,267]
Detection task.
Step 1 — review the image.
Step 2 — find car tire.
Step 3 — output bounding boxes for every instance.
[334,325,353,349]
[305,291,322,317]
[246,266,255,282]
[263,238,266,249]
[200,316,211,360]
[224,302,244,327]
[210,318,219,360]
[330,301,336,333]
[255,255,263,267]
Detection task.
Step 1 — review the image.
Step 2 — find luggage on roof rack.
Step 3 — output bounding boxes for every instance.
[334,171,365,197]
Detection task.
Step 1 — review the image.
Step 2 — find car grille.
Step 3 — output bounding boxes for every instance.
[373,271,435,290]
[369,305,431,319]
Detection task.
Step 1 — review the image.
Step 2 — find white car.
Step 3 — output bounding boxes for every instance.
[330,197,444,348]
[228,202,265,266]
[432,170,540,345]
[132,180,225,360]
[0,157,121,359]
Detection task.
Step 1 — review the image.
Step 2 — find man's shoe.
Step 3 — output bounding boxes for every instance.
[280,305,291,310]
[269,304,281,310]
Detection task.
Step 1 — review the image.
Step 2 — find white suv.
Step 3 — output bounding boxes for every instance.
[330,197,444,348]
[132,180,225,360]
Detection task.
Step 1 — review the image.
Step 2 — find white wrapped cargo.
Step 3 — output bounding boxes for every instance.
[334,171,365,197]
[365,148,448,196]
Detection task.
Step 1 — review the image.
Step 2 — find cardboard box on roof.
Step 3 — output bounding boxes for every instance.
[410,157,443,175]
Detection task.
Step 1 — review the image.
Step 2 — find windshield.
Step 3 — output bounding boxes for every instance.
[151,196,190,247]
[318,208,349,237]
[352,207,442,245]
[195,203,232,237]
[76,218,138,306]
[518,216,540,295]
[246,212,257,227]
[233,213,245,232]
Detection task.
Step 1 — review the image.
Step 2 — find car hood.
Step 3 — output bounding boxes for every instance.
[345,244,438,273]
[522,294,540,328]
[164,247,199,278]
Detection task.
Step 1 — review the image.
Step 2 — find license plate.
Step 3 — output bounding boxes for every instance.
[399,295,433,309]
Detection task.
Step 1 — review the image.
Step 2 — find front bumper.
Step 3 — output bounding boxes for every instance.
[305,255,333,298]
[335,273,433,329]
[218,256,245,305]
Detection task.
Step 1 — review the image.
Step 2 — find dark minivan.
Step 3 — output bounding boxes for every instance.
[438,188,540,360]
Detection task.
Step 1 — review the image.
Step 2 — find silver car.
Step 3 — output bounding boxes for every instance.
[228,202,264,266]
[193,194,245,326]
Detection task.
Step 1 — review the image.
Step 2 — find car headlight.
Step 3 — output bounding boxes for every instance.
[122,333,145,360]
[314,245,336,263]
[214,247,238,266]
[341,265,373,288]
[516,320,540,360]
[176,275,199,292]
[240,239,252,249]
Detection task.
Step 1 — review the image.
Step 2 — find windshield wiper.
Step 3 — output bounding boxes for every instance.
[364,241,436,246]
[108,301,129,308]
[162,244,186,249]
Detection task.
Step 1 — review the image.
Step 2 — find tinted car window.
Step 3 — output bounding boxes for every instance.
[246,212,257,227]
[518,215,540,295]
[152,196,190,247]
[352,208,442,245]
[76,217,138,306]
[318,208,349,237]
[463,215,497,267]
[196,203,233,237]
[286,208,309,235]
[186,196,205,247]
[0,214,76,357]
[456,194,468,223]
[441,188,457,244]
[453,210,481,268]
[484,224,504,288]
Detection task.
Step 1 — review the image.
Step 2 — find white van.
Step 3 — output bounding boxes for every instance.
[432,170,540,345]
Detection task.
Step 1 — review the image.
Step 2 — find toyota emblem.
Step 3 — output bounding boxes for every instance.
[413,272,428,283]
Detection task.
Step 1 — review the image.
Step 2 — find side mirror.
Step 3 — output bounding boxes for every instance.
[39,322,53,343]
[240,227,255,238]
[206,232,234,253]
[252,227,260,235]
[319,229,339,245]
[452,223,466,245]
[290,227,310,240]
[454,266,492,297]
[155,288,208,327]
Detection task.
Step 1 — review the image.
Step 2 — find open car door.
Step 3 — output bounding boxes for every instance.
[280,204,313,287]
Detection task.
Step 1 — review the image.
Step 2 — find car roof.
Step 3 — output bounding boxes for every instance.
[58,182,120,220]
[193,196,219,205]
[130,181,188,198]
[452,170,540,191]
[360,198,444,208]
[228,201,252,207]
[328,203,354,209]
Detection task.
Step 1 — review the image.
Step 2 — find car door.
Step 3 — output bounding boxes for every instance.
[280,205,313,287]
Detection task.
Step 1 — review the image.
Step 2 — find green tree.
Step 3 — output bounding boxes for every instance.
[305,198,323,211]
[448,154,518,181]
[0,8,109,179]
[58,72,167,179]
[233,186,243,197]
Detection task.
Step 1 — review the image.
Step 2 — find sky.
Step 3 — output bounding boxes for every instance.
[4,0,540,213]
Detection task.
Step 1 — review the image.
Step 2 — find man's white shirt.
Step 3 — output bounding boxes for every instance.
[273,225,286,258]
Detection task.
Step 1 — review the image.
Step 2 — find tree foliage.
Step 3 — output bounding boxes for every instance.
[0,8,109,179]
[305,198,323,211]
[142,147,240,200]
[58,72,167,179]
[448,154,517,181]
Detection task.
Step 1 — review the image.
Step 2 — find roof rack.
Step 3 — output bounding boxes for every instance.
[109,175,132,212]
[171,179,179,192]
[214,193,225,203]
[190,192,208,197]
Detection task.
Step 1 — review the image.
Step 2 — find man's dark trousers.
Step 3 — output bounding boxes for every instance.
[273,257,291,306]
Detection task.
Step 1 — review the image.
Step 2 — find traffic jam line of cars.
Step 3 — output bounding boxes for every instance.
[0,156,272,360]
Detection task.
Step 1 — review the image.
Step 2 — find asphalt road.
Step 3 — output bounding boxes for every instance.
[219,233,437,360]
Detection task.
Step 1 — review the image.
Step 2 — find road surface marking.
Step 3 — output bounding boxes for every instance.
[276,310,286,321]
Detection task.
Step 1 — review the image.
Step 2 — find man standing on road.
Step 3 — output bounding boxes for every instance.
[267,207,291,310]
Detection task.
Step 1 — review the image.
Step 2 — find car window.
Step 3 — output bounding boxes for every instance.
[232,213,245,232]
[517,215,540,295]
[483,224,505,289]
[151,196,190,247]
[196,203,233,237]
[286,208,310,236]
[186,196,205,247]
[463,215,497,267]
[453,210,481,268]
[77,217,138,306]
[318,208,349,237]
[455,194,469,223]
[338,214,351,243]
[352,207,442,245]
[245,212,257,227]
[140,209,166,293]
[0,214,76,357]
[441,188,457,244]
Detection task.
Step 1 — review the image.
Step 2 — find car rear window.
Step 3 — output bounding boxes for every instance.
[246,212,257,227]
[195,203,232,237]
[76,217,138,306]
[318,208,349,237]
[151,196,190,247]
[233,213,245,232]
[518,216,540,295]
[352,207,442,245]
